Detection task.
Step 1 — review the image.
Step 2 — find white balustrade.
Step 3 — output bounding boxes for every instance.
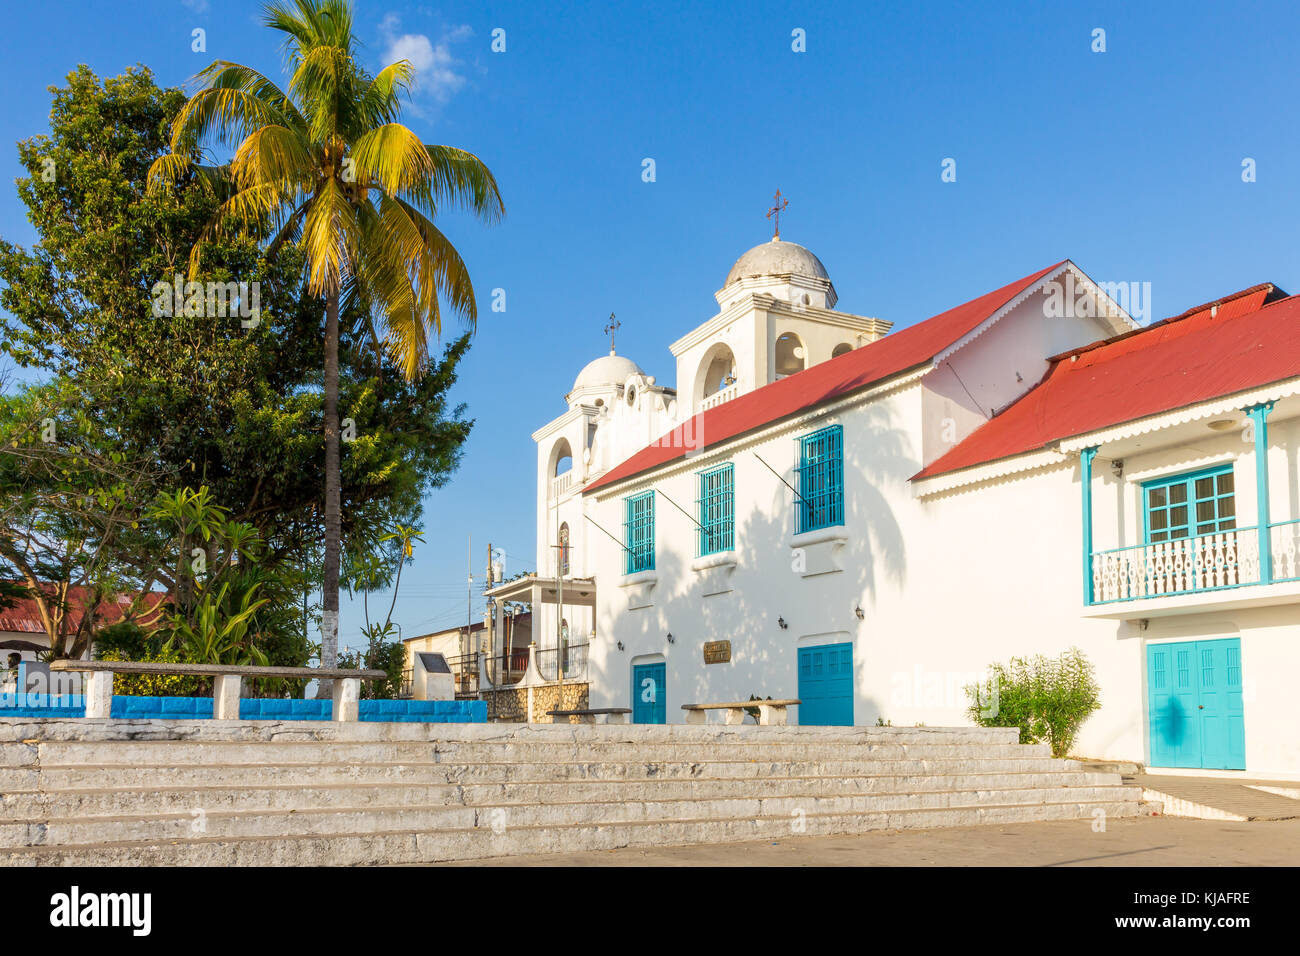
[1270,520,1300,582]
[1092,527,1260,604]
[701,385,738,411]
[550,471,573,499]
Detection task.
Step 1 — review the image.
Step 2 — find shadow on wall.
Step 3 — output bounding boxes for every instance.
[588,401,915,724]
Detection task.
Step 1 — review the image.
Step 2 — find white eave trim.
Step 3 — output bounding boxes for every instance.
[913,374,1300,497]
[1056,377,1300,453]
[587,366,930,501]
[932,261,1137,367]
[912,448,1072,498]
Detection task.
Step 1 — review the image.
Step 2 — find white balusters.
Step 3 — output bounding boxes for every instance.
[1091,526,1266,604]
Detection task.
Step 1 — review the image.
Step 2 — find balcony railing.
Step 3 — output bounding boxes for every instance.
[550,471,574,499]
[701,384,738,411]
[1091,526,1259,604]
[534,643,589,682]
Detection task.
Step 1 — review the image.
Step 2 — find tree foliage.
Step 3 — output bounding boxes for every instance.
[0,65,476,659]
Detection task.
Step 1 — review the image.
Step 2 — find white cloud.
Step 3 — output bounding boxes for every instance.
[379,14,474,106]
[182,0,210,13]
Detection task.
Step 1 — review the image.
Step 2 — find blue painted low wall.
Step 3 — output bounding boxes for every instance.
[0,693,486,723]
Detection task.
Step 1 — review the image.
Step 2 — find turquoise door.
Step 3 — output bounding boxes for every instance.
[632,662,666,724]
[797,643,854,725]
[1147,638,1244,770]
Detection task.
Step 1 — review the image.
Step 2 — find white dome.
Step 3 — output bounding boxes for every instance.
[725,237,830,286]
[572,352,643,392]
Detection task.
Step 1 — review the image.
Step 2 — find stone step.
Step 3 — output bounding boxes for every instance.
[0,770,1126,818]
[25,739,1052,765]
[0,799,1144,866]
[6,755,1085,791]
[0,719,1020,747]
[0,785,1141,847]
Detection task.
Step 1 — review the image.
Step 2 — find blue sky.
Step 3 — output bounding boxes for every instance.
[3,0,1299,649]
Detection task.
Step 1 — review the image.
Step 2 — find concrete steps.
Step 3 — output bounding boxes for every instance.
[0,718,1145,865]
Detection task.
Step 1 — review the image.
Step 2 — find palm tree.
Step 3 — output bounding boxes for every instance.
[148,0,503,684]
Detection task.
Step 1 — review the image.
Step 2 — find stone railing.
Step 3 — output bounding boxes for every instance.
[49,660,387,721]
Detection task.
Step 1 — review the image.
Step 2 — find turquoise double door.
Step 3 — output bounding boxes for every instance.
[1146,638,1245,770]
[797,642,854,725]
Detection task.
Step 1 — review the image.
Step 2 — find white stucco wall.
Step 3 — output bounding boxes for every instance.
[584,380,1300,777]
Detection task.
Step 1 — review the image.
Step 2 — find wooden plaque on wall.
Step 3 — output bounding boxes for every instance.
[702,640,731,664]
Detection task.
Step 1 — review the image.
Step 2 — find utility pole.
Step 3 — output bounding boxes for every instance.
[485,541,494,672]
[555,508,565,712]
[465,533,472,694]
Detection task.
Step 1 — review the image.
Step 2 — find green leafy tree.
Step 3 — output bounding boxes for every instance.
[148,0,503,680]
[0,65,477,658]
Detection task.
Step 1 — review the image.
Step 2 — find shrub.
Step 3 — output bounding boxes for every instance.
[965,647,1100,757]
[98,647,205,697]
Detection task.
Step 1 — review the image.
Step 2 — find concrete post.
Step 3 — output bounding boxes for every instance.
[332,677,360,722]
[214,674,243,720]
[84,670,113,718]
[757,703,788,726]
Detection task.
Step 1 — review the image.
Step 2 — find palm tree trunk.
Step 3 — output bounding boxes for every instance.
[318,288,342,697]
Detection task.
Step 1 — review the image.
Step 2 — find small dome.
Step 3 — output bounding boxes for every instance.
[572,352,643,392]
[725,237,830,287]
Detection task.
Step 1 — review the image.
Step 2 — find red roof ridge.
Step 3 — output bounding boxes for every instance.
[1045,282,1285,366]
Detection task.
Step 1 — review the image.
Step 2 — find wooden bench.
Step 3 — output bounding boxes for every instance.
[546,707,631,725]
[681,699,800,726]
[49,660,388,722]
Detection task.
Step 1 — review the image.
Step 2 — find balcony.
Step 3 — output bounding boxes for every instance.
[700,384,738,411]
[550,471,573,499]
[1087,519,1300,617]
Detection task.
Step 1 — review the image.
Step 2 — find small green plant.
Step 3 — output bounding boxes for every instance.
[965,647,1100,757]
[874,717,892,727]
[163,582,269,668]
[744,694,772,724]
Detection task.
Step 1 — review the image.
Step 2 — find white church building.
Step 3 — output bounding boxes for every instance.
[504,235,1300,779]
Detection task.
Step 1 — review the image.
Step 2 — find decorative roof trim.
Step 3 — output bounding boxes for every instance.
[912,448,1071,498]
[587,367,929,501]
[913,374,1300,497]
[932,261,1136,367]
[1056,376,1300,453]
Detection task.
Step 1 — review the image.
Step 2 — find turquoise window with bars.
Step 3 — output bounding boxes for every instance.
[697,463,735,556]
[624,491,655,574]
[795,424,844,534]
[1143,465,1235,543]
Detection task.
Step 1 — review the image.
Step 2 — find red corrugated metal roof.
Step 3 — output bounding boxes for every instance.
[585,261,1066,493]
[915,283,1297,479]
[0,585,167,635]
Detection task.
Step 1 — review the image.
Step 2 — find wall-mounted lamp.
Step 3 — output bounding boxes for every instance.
[666,632,675,644]
[616,641,625,651]
[854,605,865,620]
[778,617,788,630]
[1110,459,1124,478]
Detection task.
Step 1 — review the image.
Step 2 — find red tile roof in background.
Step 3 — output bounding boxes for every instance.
[0,585,166,635]
[916,283,1296,479]
[585,261,1066,493]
